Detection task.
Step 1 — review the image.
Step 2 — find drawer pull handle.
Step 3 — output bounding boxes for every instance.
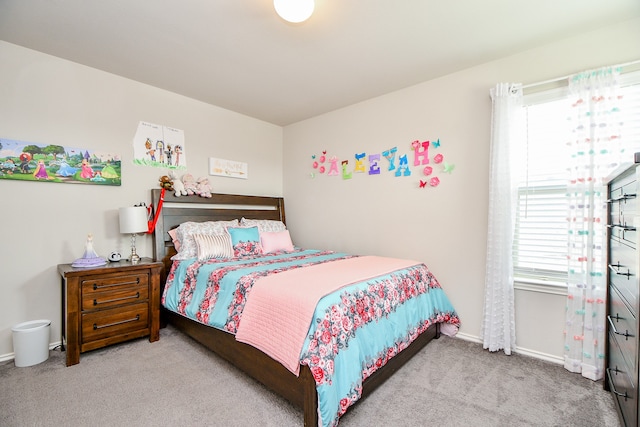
[93,292,140,306]
[606,367,629,401]
[607,224,636,231]
[607,315,634,340]
[607,193,637,203]
[93,314,140,330]
[92,278,141,290]
[608,263,632,278]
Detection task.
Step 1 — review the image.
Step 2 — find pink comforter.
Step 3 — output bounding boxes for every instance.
[235,256,420,375]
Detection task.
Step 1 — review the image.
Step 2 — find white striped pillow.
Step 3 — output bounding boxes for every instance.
[172,220,239,260]
[194,233,234,260]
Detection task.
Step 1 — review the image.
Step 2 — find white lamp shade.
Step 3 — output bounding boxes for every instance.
[274,0,314,23]
[119,206,149,234]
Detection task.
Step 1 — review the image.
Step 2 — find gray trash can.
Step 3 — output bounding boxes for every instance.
[11,319,51,367]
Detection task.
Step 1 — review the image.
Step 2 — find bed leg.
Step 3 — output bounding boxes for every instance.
[301,366,318,427]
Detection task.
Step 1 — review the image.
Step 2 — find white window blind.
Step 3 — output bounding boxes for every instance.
[513,97,570,285]
[513,69,640,288]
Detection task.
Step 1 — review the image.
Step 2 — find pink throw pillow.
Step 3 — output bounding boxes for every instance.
[260,230,294,254]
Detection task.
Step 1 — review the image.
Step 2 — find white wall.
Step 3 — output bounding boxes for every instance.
[0,41,283,359]
[282,18,640,362]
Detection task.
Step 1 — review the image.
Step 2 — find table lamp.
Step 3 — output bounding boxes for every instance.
[119,206,148,264]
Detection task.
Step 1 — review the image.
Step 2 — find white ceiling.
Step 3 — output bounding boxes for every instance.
[1,0,639,126]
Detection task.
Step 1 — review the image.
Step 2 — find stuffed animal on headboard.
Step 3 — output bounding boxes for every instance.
[169,170,187,197]
[182,173,197,196]
[159,175,174,191]
[196,176,213,198]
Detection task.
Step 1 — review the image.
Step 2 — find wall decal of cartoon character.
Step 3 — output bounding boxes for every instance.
[1,158,16,175]
[33,159,51,179]
[56,159,77,177]
[100,161,119,179]
[80,158,94,179]
[19,153,32,173]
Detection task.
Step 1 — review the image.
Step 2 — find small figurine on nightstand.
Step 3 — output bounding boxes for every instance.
[71,234,107,268]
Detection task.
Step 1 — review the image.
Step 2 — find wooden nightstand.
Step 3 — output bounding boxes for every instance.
[58,258,163,366]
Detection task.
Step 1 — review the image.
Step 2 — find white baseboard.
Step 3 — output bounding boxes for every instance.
[452,333,563,365]
[0,341,62,364]
[1,336,564,366]
[514,346,563,365]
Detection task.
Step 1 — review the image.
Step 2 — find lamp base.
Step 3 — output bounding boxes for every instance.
[129,233,142,264]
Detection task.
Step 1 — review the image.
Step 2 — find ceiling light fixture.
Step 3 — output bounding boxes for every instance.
[274,0,315,23]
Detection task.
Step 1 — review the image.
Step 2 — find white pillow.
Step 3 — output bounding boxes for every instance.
[172,220,239,260]
[194,233,234,260]
[240,218,286,233]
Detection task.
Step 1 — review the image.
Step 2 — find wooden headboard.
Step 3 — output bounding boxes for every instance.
[150,189,285,271]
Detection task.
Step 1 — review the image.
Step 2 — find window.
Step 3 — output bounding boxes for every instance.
[513,69,640,290]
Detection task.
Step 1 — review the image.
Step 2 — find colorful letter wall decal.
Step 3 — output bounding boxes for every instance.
[412,140,430,166]
[382,147,397,171]
[368,154,381,175]
[395,154,411,177]
[354,153,366,173]
[310,138,454,189]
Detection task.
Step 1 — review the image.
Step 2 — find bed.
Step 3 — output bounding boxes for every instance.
[150,188,459,426]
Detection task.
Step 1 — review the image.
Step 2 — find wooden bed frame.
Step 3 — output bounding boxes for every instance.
[150,188,440,426]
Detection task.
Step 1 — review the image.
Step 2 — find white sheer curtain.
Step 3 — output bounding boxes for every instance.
[482,83,523,355]
[564,67,623,380]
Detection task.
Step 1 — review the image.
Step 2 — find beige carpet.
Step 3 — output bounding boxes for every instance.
[0,325,620,426]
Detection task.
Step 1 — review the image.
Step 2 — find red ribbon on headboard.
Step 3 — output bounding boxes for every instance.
[146,188,165,233]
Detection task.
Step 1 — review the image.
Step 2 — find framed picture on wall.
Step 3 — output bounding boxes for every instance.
[209,157,248,179]
[0,138,121,186]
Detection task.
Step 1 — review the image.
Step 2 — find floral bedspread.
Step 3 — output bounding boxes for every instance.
[162,249,460,427]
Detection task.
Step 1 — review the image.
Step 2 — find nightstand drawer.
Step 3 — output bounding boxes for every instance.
[81,273,149,296]
[81,302,149,342]
[82,284,148,310]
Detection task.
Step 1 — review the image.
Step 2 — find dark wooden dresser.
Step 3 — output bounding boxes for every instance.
[606,160,640,427]
[58,258,163,366]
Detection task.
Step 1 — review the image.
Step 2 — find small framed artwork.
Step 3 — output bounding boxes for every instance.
[209,157,248,179]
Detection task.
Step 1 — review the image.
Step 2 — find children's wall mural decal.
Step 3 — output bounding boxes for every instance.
[310,138,455,188]
[132,121,187,170]
[0,138,121,185]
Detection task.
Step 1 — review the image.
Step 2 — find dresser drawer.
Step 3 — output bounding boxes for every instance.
[81,273,149,296]
[610,176,638,207]
[607,331,638,427]
[81,302,149,343]
[609,240,638,312]
[609,169,637,200]
[608,285,638,370]
[82,284,148,310]
[609,174,638,247]
[609,202,637,235]
[610,225,637,248]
